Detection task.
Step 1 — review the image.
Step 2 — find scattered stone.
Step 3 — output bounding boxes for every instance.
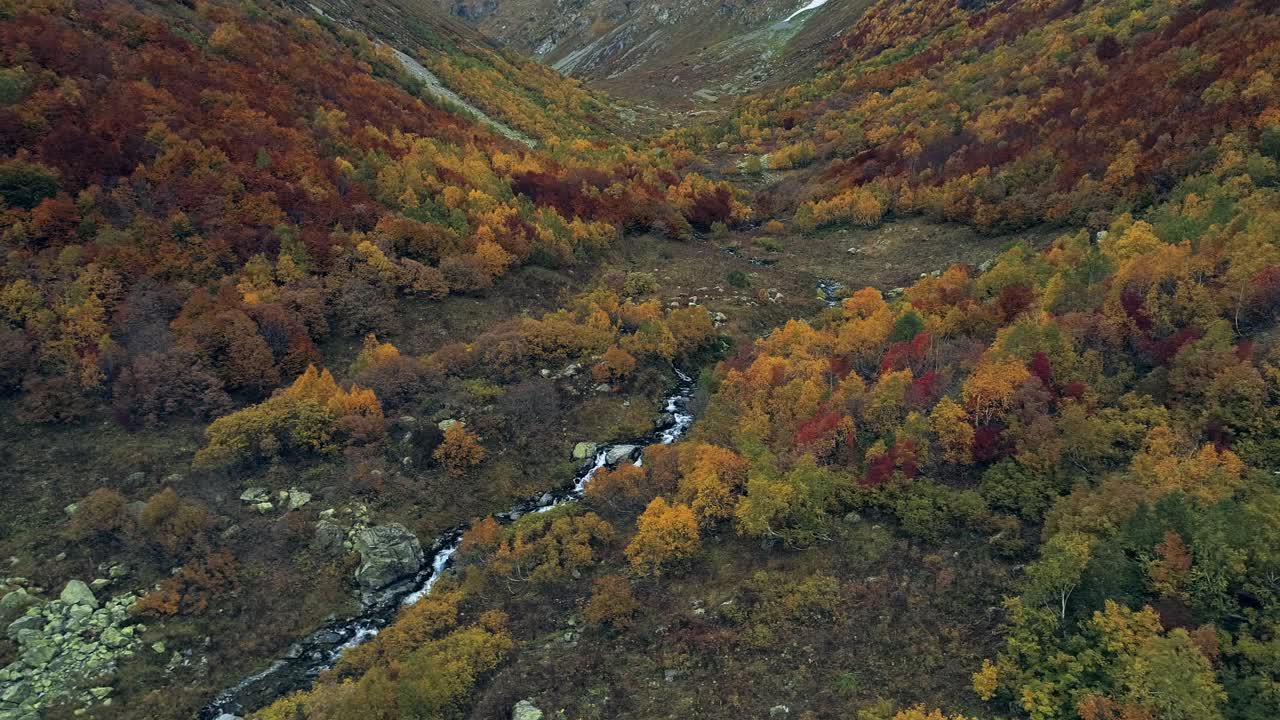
[512,700,544,720]
[239,487,270,504]
[977,259,995,273]
[572,442,598,460]
[353,524,424,591]
[88,687,111,700]
[64,503,79,516]
[89,579,110,592]
[150,641,165,654]
[107,564,128,580]
[593,383,611,393]
[59,580,97,609]
[437,418,459,431]
[253,502,274,514]
[287,489,312,511]
[664,668,683,682]
[769,705,790,717]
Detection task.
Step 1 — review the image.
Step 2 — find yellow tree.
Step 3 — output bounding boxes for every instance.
[930,396,974,464]
[963,355,1031,425]
[434,423,487,478]
[626,497,700,577]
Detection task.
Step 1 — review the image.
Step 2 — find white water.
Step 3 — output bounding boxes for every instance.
[204,371,698,718]
[784,0,830,23]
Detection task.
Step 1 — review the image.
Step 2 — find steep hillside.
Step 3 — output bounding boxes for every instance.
[435,0,868,110]
[2,1,1280,720]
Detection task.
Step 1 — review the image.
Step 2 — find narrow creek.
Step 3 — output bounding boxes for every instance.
[200,369,698,719]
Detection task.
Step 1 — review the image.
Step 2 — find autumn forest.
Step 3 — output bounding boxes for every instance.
[1,0,1279,719]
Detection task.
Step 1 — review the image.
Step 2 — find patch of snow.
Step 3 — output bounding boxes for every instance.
[784,0,830,23]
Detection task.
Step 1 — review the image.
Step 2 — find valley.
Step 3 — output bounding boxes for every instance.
[1,1,1279,720]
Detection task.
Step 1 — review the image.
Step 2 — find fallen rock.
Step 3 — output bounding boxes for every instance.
[239,487,270,504]
[512,700,544,720]
[59,580,97,609]
[0,588,36,618]
[603,445,638,465]
[312,520,347,556]
[353,524,424,591]
[287,489,312,510]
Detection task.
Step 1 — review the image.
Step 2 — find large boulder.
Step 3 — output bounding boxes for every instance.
[512,700,544,720]
[59,580,97,608]
[603,444,638,465]
[353,524,424,591]
[571,442,598,460]
[0,588,37,619]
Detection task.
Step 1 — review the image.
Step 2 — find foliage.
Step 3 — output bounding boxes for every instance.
[625,497,700,577]
[194,365,384,469]
[434,423,487,478]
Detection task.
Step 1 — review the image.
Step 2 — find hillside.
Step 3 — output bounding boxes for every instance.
[434,0,874,111]
[1,1,1280,720]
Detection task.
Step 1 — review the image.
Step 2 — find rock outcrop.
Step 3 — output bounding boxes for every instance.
[353,524,424,591]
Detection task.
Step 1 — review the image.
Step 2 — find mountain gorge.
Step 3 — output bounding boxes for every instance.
[1,1,1279,719]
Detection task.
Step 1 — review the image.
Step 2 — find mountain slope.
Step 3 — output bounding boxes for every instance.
[434,0,872,110]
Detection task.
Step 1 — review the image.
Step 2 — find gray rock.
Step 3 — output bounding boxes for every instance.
[769,706,790,717]
[59,580,97,609]
[437,418,459,431]
[0,588,36,617]
[63,503,79,516]
[254,502,274,514]
[22,641,55,666]
[213,714,243,720]
[593,383,611,393]
[312,520,347,556]
[100,626,127,648]
[603,445,638,465]
[287,489,312,511]
[151,641,165,654]
[353,524,424,591]
[571,442,598,460]
[239,487,270,504]
[107,564,128,579]
[512,700,544,720]
[89,578,110,591]
[89,687,112,699]
[66,604,92,624]
[9,613,44,639]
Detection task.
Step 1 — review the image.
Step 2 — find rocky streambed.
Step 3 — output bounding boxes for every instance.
[200,369,698,719]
